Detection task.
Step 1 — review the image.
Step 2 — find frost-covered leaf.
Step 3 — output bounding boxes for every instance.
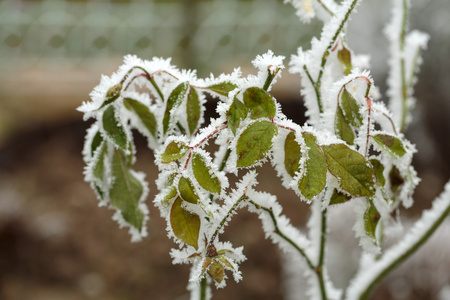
[192,153,221,194]
[364,202,380,240]
[370,159,386,186]
[335,106,355,145]
[284,132,302,177]
[170,197,200,249]
[322,144,375,197]
[160,141,189,163]
[124,98,157,137]
[186,87,201,135]
[329,189,351,205]
[208,81,238,96]
[207,261,224,283]
[338,46,352,75]
[372,134,407,158]
[236,120,278,168]
[178,176,199,204]
[227,97,248,135]
[243,87,276,119]
[341,88,362,127]
[93,142,107,180]
[163,82,189,134]
[298,133,327,199]
[91,130,104,157]
[102,105,128,149]
[110,149,144,230]
[99,83,122,109]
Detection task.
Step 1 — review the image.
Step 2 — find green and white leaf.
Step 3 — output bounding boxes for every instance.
[372,133,407,158]
[191,153,222,194]
[102,105,129,150]
[227,96,248,135]
[124,97,157,138]
[236,120,278,168]
[163,81,189,135]
[298,133,327,200]
[322,143,375,197]
[109,149,147,232]
[186,87,202,136]
[243,87,276,119]
[207,81,238,97]
[170,197,200,249]
[159,140,189,163]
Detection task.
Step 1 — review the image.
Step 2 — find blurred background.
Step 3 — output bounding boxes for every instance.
[0,0,449,299]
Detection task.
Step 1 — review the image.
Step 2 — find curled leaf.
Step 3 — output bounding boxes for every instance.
[178,176,199,204]
[372,134,407,158]
[160,141,189,163]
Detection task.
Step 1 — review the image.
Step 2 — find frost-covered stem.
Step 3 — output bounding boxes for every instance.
[317,209,328,300]
[209,195,248,246]
[358,206,450,299]
[347,182,450,300]
[199,277,208,300]
[316,0,359,113]
[398,0,409,132]
[218,149,231,172]
[263,66,281,91]
[303,65,323,113]
[316,0,335,17]
[249,200,315,270]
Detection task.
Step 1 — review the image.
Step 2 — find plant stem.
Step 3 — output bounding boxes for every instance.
[249,200,315,270]
[399,0,409,133]
[317,208,328,300]
[200,277,208,300]
[352,192,450,300]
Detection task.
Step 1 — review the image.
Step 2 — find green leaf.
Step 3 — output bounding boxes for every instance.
[340,88,362,127]
[124,98,157,138]
[170,197,200,249]
[338,46,352,75]
[208,81,238,96]
[227,97,248,135]
[93,142,107,180]
[298,133,327,199]
[284,132,302,177]
[335,106,355,145]
[372,134,407,158]
[329,189,351,205]
[207,261,224,283]
[91,130,104,157]
[160,141,189,163]
[186,87,201,135]
[370,159,386,186]
[243,87,276,119]
[178,176,199,204]
[163,82,189,134]
[364,202,380,239]
[110,149,144,230]
[322,143,375,197]
[102,105,128,149]
[192,154,221,194]
[99,83,122,109]
[236,120,278,168]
